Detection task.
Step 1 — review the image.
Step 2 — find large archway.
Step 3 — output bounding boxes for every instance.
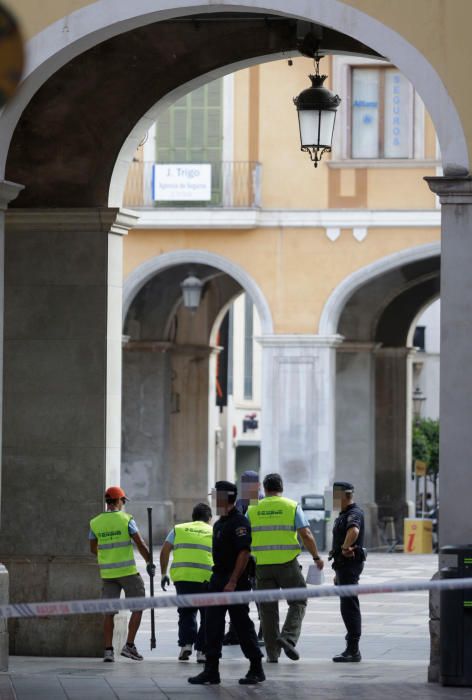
[325,245,440,544]
[121,253,266,538]
[2,1,467,208]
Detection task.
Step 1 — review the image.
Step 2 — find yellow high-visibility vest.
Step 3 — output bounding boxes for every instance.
[170,521,213,583]
[247,496,301,565]
[90,511,138,579]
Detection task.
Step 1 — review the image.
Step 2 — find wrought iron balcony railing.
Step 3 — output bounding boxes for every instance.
[123,160,262,209]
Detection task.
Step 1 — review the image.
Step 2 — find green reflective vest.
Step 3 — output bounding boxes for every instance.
[90,511,138,579]
[247,496,301,565]
[170,521,213,583]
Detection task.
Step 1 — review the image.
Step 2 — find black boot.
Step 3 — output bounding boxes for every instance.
[332,641,361,663]
[188,660,221,684]
[239,658,266,685]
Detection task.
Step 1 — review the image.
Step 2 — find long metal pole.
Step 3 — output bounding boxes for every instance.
[147,507,156,649]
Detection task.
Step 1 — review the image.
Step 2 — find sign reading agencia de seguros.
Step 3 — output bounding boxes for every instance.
[152,164,212,201]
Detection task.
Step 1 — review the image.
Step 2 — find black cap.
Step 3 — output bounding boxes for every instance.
[215,480,237,496]
[333,481,355,493]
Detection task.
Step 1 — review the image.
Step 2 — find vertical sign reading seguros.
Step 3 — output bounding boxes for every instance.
[152,164,212,201]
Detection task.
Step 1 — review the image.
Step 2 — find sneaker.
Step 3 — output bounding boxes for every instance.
[120,643,144,661]
[277,636,300,661]
[196,651,206,664]
[103,648,114,663]
[178,644,193,661]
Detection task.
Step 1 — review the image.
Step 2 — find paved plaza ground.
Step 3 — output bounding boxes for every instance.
[2,553,472,699]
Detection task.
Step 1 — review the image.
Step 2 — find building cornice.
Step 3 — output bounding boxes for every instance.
[257,334,344,349]
[0,181,24,210]
[5,207,139,234]
[132,208,441,231]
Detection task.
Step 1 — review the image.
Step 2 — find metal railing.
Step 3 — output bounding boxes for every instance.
[123,160,262,209]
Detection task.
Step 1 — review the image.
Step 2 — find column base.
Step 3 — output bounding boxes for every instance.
[3,556,127,657]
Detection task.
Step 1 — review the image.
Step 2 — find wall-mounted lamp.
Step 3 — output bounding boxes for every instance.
[180,273,203,312]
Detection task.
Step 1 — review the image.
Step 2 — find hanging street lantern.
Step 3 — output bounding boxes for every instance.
[293,53,341,167]
[180,273,203,312]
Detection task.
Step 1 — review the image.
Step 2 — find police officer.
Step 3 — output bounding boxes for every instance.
[188,481,265,686]
[223,470,264,647]
[330,481,365,663]
[89,486,155,662]
[159,502,213,663]
[247,473,324,663]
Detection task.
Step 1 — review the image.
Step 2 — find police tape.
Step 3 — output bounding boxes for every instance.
[1,576,472,619]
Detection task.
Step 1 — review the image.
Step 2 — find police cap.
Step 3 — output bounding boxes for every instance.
[333,481,355,493]
[215,480,237,496]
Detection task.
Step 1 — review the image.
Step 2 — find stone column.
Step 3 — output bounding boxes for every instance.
[259,335,342,500]
[168,344,216,523]
[424,176,472,684]
[0,183,24,520]
[122,341,173,541]
[336,342,379,546]
[375,347,413,538]
[425,176,472,547]
[0,207,137,656]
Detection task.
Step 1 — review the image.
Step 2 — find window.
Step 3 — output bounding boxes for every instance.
[351,67,414,159]
[155,79,223,205]
[413,326,426,352]
[243,295,254,400]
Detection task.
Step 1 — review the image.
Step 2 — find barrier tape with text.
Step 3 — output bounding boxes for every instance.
[2,577,472,619]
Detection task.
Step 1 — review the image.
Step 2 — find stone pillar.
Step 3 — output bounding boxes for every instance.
[375,347,412,538]
[424,176,472,683]
[0,207,137,656]
[425,176,472,546]
[0,183,24,522]
[168,344,216,523]
[259,335,342,500]
[122,341,173,540]
[336,342,379,546]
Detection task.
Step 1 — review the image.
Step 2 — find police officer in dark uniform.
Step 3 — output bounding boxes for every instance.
[329,481,366,663]
[188,480,265,686]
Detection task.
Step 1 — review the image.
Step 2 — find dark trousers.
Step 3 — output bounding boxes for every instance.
[175,581,207,651]
[334,563,364,644]
[205,573,263,662]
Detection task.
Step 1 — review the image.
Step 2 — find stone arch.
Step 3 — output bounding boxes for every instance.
[319,242,441,336]
[1,0,467,200]
[123,248,274,335]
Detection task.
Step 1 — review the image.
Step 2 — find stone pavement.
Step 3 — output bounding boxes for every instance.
[2,553,472,699]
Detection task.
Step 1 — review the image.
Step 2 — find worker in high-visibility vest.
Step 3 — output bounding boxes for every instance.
[89,486,155,663]
[160,502,213,663]
[247,473,324,663]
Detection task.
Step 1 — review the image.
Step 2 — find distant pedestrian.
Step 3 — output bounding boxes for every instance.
[329,481,366,662]
[89,486,155,662]
[188,481,265,686]
[160,502,213,663]
[247,473,324,663]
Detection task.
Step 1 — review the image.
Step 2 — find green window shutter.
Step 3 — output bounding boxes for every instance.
[154,79,223,205]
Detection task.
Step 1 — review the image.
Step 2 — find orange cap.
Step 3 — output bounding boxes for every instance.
[105,486,128,501]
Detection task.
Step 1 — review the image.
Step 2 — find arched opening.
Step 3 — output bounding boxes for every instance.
[122,255,264,538]
[333,247,440,544]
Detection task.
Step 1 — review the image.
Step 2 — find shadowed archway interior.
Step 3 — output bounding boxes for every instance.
[6,13,378,207]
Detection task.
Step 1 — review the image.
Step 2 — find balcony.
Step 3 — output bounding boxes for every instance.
[123,160,262,209]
